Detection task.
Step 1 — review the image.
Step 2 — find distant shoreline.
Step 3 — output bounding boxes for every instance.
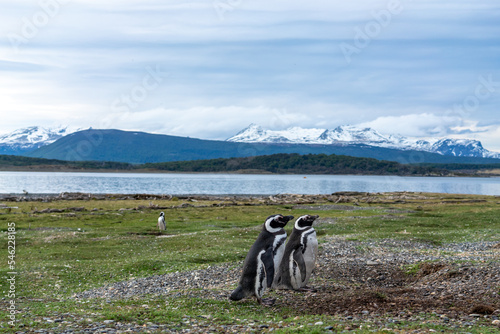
[1,191,497,203]
[3,152,500,177]
[1,166,499,177]
[0,166,276,175]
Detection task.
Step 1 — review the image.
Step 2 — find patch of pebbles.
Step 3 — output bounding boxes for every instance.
[18,238,499,333]
[14,318,286,334]
[281,237,500,331]
[74,238,499,302]
[73,265,239,300]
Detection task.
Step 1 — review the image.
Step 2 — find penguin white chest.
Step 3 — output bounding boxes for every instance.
[273,233,287,270]
[303,231,317,260]
[254,250,267,298]
[301,230,318,285]
[157,216,166,230]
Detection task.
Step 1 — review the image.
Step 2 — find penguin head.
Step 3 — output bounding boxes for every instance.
[295,215,319,230]
[159,212,164,217]
[265,214,294,233]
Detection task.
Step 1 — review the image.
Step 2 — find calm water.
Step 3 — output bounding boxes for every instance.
[0,171,499,195]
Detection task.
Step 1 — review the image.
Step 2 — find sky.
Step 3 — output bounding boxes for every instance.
[1,0,500,151]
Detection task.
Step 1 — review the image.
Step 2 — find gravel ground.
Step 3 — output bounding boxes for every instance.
[25,238,494,333]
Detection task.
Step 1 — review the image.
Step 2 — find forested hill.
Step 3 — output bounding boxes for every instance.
[1,153,447,175]
[27,129,500,164]
[5,153,498,175]
[0,154,132,171]
[142,153,449,175]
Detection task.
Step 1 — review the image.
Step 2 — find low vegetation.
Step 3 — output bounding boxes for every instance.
[0,192,499,332]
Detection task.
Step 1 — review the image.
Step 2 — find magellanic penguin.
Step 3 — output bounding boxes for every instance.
[157,212,166,231]
[273,215,319,292]
[229,214,294,305]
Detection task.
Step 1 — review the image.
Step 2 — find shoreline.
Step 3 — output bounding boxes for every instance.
[1,166,498,177]
[1,191,498,203]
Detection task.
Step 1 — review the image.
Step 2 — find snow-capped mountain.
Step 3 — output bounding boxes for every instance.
[227,124,500,159]
[0,126,79,155]
[429,139,497,158]
[229,124,326,144]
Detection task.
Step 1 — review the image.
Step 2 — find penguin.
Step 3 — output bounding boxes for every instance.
[157,212,166,231]
[229,214,294,305]
[273,215,319,292]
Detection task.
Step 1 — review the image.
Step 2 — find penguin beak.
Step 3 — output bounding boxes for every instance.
[283,215,294,223]
[309,215,319,224]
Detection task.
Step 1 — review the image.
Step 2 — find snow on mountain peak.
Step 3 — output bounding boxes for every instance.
[227,124,325,144]
[0,126,81,154]
[228,123,265,142]
[227,124,500,159]
[227,124,393,145]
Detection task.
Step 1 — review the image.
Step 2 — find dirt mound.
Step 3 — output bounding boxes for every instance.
[274,239,500,319]
[279,261,499,317]
[415,262,447,278]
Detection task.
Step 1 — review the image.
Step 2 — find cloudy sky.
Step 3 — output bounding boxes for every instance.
[1,0,500,151]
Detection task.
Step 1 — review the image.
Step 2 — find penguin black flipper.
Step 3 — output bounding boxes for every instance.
[293,246,307,283]
[229,286,245,301]
[263,247,275,288]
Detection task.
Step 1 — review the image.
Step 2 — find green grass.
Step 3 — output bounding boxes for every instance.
[1,193,499,333]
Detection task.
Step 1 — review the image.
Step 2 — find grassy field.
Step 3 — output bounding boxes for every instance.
[1,192,499,333]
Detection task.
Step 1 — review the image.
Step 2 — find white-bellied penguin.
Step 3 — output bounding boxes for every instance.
[157,212,166,231]
[229,214,294,305]
[273,215,319,292]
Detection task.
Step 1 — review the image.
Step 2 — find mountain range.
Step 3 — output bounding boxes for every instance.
[227,124,500,159]
[0,125,499,164]
[0,126,78,155]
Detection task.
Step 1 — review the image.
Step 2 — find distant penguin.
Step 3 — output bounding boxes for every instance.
[273,215,319,291]
[157,212,166,231]
[230,214,294,305]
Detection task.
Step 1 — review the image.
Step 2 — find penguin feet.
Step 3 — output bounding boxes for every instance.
[295,286,317,293]
[260,297,276,306]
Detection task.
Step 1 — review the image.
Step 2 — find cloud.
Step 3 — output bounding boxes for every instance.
[358,114,500,152]
[1,0,500,151]
[449,121,500,153]
[97,106,307,140]
[356,113,462,137]
[480,126,500,153]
